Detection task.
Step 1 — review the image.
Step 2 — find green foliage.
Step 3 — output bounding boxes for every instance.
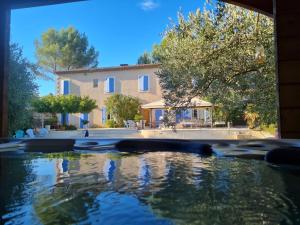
[79,96,98,113]
[260,124,277,135]
[105,94,141,126]
[8,44,38,135]
[44,115,58,126]
[153,3,276,126]
[32,94,61,114]
[243,104,260,129]
[105,119,117,128]
[134,114,143,122]
[32,95,97,125]
[82,120,89,125]
[35,27,99,73]
[32,95,97,114]
[137,52,155,64]
[61,125,77,130]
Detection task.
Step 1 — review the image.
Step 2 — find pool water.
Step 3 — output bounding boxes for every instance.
[1,150,300,225]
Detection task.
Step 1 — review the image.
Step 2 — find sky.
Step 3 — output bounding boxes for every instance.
[11,0,206,96]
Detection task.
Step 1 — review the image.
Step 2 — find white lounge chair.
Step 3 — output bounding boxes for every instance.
[38,128,49,137]
[123,120,129,128]
[26,129,35,138]
[127,120,137,129]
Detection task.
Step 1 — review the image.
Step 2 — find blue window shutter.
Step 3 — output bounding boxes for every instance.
[109,77,114,92]
[143,76,149,91]
[65,113,69,125]
[63,80,69,95]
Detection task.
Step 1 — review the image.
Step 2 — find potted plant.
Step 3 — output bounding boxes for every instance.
[82,119,89,129]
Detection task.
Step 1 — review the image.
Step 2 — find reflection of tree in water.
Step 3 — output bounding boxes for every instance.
[3,151,300,225]
[147,157,296,225]
[0,152,35,223]
[34,187,100,225]
[33,153,101,225]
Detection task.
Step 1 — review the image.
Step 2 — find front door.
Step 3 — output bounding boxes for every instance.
[155,109,163,127]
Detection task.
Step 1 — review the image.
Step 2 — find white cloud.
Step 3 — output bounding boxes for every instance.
[139,0,160,11]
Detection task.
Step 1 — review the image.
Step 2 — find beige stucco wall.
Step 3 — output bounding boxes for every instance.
[57,66,162,127]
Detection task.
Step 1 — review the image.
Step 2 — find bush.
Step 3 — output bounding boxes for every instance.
[260,124,277,135]
[105,94,141,126]
[134,114,143,122]
[243,104,260,129]
[44,116,58,126]
[90,124,103,128]
[61,125,77,130]
[105,119,117,128]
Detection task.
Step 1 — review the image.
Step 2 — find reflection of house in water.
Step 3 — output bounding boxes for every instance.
[53,152,209,194]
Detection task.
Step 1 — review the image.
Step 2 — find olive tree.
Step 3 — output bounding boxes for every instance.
[8,44,39,135]
[153,2,276,126]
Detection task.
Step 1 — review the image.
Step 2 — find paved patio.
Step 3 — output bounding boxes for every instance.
[46,128,274,139]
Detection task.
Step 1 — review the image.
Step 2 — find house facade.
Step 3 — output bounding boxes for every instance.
[56,63,213,128]
[56,64,163,128]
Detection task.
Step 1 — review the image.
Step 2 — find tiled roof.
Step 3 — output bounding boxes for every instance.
[55,64,161,75]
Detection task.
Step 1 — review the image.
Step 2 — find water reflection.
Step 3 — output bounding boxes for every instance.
[1,151,300,224]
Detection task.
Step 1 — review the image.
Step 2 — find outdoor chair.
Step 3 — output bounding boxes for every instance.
[15,130,25,138]
[26,129,35,138]
[127,120,137,129]
[37,128,49,137]
[123,120,129,128]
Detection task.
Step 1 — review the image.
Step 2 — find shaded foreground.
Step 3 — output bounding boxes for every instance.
[1,149,300,224]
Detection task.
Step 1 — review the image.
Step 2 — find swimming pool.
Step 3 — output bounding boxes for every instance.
[1,142,300,224]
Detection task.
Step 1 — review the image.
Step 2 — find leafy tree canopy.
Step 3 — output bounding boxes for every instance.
[153,2,276,126]
[105,94,141,127]
[32,94,97,114]
[35,27,99,73]
[9,44,38,135]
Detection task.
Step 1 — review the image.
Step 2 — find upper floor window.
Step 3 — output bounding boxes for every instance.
[93,79,98,88]
[105,77,115,93]
[138,75,149,92]
[60,80,70,95]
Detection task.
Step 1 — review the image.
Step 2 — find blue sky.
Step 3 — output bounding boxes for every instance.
[11,0,206,96]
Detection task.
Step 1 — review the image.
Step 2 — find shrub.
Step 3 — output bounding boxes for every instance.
[62,125,77,130]
[44,116,58,126]
[134,114,143,122]
[89,124,103,128]
[105,119,117,128]
[260,124,277,135]
[105,94,141,126]
[244,104,260,129]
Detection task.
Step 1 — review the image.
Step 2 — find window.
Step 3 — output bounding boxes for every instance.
[93,79,98,88]
[60,80,70,95]
[105,77,115,93]
[138,75,149,92]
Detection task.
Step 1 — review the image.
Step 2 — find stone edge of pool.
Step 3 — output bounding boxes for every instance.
[1,138,300,168]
